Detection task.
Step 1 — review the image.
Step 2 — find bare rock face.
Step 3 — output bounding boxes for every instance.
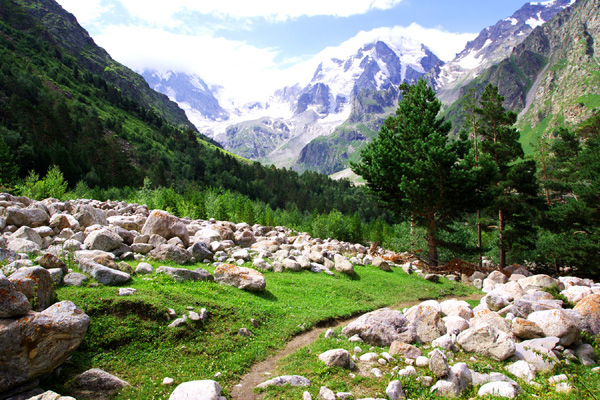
[8,267,55,311]
[214,264,266,292]
[0,301,90,393]
[142,210,190,247]
[342,308,414,346]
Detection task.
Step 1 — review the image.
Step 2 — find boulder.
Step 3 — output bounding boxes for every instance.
[168,380,224,400]
[0,274,31,318]
[5,206,49,228]
[0,301,90,393]
[107,215,145,231]
[574,294,600,335]
[318,349,350,368]
[430,363,472,397]
[443,316,470,335]
[11,226,43,248]
[131,243,153,254]
[512,337,559,373]
[389,341,422,359]
[63,273,88,287]
[8,267,55,311]
[72,369,130,399]
[38,253,68,274]
[135,262,154,275]
[457,324,515,361]
[342,308,414,346]
[78,259,131,286]
[506,360,536,382]
[156,266,214,282]
[282,259,302,272]
[189,242,214,262]
[512,318,544,340]
[214,264,266,292]
[333,254,354,275]
[429,349,450,378]
[478,382,518,398]
[49,213,80,232]
[527,309,581,346]
[142,210,190,247]
[404,303,446,343]
[72,204,107,228]
[518,274,557,292]
[7,238,41,254]
[440,299,473,320]
[150,244,191,264]
[256,375,311,389]
[386,380,406,400]
[84,229,123,252]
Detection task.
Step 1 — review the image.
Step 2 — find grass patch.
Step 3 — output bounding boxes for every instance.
[46,261,477,399]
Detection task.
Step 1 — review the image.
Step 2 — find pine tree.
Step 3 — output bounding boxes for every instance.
[0,136,19,188]
[352,79,495,266]
[476,84,541,268]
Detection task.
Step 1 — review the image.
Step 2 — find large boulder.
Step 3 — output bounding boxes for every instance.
[512,337,559,373]
[142,210,190,247]
[214,264,266,292]
[78,259,131,286]
[342,308,414,346]
[8,267,55,311]
[404,302,446,343]
[440,299,473,320]
[7,239,41,254]
[11,226,43,248]
[527,309,581,346]
[49,213,80,232]
[72,204,107,228]
[107,215,145,231]
[0,274,31,318]
[5,206,49,228]
[72,369,130,400]
[84,229,123,252]
[574,294,600,335]
[518,274,557,292]
[38,253,68,274]
[169,380,225,400]
[457,324,516,361]
[150,244,192,265]
[0,301,90,393]
[156,266,214,282]
[188,242,214,262]
[333,254,354,275]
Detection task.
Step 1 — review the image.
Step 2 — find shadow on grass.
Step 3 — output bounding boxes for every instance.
[253,290,278,301]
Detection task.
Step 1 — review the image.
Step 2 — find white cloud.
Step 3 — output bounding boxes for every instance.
[56,0,110,24]
[115,0,405,24]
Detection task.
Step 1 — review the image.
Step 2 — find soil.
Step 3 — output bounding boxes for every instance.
[229,293,483,400]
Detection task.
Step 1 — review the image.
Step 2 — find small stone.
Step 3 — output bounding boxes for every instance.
[118,288,136,296]
[251,318,260,327]
[239,328,253,337]
[371,368,383,378]
[324,328,335,338]
[162,377,174,386]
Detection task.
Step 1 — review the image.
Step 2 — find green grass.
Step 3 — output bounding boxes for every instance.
[47,260,477,399]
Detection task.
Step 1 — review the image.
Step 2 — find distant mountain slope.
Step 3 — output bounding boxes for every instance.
[430,0,575,105]
[446,0,599,150]
[10,0,196,131]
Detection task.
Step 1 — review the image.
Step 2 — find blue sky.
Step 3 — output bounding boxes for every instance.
[55,0,533,102]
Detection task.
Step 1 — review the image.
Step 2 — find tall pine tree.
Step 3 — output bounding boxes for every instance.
[352,79,495,266]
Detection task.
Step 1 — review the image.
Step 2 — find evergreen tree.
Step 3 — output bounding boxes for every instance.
[0,135,19,187]
[475,84,541,268]
[352,78,495,266]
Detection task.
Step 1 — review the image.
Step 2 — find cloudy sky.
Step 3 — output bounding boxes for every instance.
[55,0,531,102]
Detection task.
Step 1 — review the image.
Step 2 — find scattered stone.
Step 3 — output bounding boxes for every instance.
[404,302,446,343]
[118,288,136,296]
[72,369,130,399]
[168,380,223,400]
[506,360,536,381]
[333,254,354,275]
[78,258,131,286]
[63,273,88,287]
[142,210,190,247]
[162,377,174,386]
[214,264,266,292]
[389,341,421,359]
[429,349,450,378]
[342,308,413,346]
[84,229,123,252]
[156,266,213,282]
[150,244,192,265]
[574,294,600,335]
[239,328,253,337]
[38,253,68,274]
[527,309,581,346]
[512,337,559,373]
[135,262,154,275]
[318,386,335,400]
[478,382,518,398]
[256,375,311,389]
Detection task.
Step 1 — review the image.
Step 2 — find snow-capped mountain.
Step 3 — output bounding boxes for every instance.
[212,38,440,166]
[430,0,575,104]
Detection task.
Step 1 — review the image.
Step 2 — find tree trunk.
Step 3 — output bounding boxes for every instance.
[498,208,506,269]
[410,214,415,253]
[427,223,438,267]
[477,209,482,268]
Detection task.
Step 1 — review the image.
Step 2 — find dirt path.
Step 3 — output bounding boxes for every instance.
[230,293,482,400]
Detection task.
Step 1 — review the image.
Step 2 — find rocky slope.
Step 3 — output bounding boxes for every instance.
[430,0,575,105]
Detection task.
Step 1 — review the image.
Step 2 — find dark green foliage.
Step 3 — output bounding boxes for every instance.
[0,134,18,187]
[352,79,495,265]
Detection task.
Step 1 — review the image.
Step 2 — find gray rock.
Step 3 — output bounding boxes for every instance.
[342,308,414,346]
[256,375,311,389]
[574,294,600,335]
[156,266,214,282]
[282,258,302,271]
[0,301,90,393]
[385,380,406,400]
[72,204,107,228]
[214,264,266,292]
[318,386,335,400]
[142,210,190,247]
[429,349,450,378]
[318,349,350,368]
[333,254,354,275]
[7,239,41,254]
[11,226,43,248]
[527,309,581,346]
[518,274,557,293]
[478,382,518,398]
[135,262,154,275]
[8,267,55,311]
[404,302,446,343]
[78,258,131,286]
[440,299,473,320]
[84,229,123,252]
[506,360,536,381]
[131,243,153,254]
[47,268,64,286]
[189,242,214,262]
[150,244,192,264]
[118,288,136,296]
[38,253,68,274]
[63,273,88,287]
[574,343,596,366]
[168,380,224,400]
[5,206,49,228]
[389,341,421,359]
[457,324,515,361]
[49,213,80,232]
[73,369,130,399]
[0,274,31,318]
[512,337,559,373]
[27,390,76,400]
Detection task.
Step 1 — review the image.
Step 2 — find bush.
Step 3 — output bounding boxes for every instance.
[19,165,68,200]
